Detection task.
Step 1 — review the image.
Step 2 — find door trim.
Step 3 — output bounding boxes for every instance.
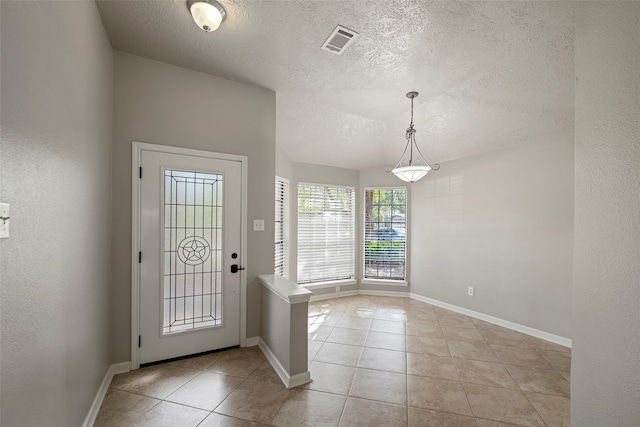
[131,141,248,370]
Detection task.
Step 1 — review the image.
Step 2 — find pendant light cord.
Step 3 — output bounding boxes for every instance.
[392,91,440,173]
[410,95,414,127]
[408,94,415,166]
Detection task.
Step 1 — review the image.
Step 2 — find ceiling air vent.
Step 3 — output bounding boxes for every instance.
[321,25,359,55]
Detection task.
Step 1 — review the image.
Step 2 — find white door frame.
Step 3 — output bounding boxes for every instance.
[131,141,248,370]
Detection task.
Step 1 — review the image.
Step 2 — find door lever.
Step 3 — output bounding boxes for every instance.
[230,264,245,273]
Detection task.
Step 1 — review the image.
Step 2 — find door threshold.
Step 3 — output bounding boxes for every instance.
[140,345,239,368]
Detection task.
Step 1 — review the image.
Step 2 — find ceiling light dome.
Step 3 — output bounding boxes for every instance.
[187,0,226,32]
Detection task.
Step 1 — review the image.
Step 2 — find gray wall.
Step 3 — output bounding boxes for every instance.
[260,283,309,378]
[260,287,292,370]
[572,3,640,424]
[410,134,574,338]
[276,145,293,181]
[0,1,113,425]
[290,302,309,375]
[111,52,276,362]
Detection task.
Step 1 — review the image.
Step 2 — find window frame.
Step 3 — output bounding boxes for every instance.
[297,182,356,288]
[361,186,409,286]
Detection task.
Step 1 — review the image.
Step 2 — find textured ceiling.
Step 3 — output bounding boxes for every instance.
[96,0,575,169]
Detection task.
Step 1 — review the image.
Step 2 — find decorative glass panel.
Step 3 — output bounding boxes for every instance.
[163,169,223,335]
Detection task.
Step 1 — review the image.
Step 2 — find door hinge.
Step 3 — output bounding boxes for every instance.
[138,335,141,348]
[138,251,142,263]
[139,166,142,178]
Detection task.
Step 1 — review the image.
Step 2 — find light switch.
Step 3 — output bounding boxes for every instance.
[0,203,9,239]
[253,219,265,232]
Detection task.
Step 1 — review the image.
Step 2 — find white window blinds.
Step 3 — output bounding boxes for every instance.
[297,183,355,284]
[275,177,289,278]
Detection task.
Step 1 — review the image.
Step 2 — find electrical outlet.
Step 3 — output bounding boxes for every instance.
[336,286,341,293]
[468,287,474,296]
[252,219,265,232]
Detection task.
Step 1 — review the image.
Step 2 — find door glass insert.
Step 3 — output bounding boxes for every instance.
[163,169,223,335]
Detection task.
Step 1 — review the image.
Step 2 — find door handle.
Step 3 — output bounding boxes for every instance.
[230,264,245,273]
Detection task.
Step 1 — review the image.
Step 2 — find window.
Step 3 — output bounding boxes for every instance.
[364,188,407,281]
[275,177,289,278]
[297,183,355,285]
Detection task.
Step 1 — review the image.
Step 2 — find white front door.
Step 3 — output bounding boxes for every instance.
[136,144,243,365]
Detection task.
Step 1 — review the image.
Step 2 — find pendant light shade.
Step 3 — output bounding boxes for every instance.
[391,91,439,183]
[392,165,432,183]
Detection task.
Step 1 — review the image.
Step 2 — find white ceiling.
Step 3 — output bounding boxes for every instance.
[96,0,575,170]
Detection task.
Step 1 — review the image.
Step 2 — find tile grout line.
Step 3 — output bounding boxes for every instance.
[520,389,551,427]
[458,321,552,426]
[334,301,367,427]
[344,305,372,399]
[104,387,164,427]
[447,341,476,422]
[404,320,410,426]
[266,387,294,426]
[432,302,543,426]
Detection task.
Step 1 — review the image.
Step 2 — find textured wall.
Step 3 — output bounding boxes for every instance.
[111,53,276,362]
[573,3,640,425]
[0,1,113,425]
[410,135,574,338]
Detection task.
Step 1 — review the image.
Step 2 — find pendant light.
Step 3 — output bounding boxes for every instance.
[392,91,440,183]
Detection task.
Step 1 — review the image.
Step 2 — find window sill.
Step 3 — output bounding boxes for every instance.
[300,279,357,290]
[360,279,409,287]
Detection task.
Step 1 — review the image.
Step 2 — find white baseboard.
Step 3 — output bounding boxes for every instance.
[82,361,131,427]
[410,293,572,348]
[288,371,313,388]
[111,361,132,375]
[245,336,260,347]
[258,338,311,389]
[358,289,410,298]
[310,290,358,302]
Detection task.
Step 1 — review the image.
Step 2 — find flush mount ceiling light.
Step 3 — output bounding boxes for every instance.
[391,91,440,183]
[187,0,226,32]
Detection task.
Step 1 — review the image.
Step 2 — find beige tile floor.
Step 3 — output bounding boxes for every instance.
[95,295,571,426]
